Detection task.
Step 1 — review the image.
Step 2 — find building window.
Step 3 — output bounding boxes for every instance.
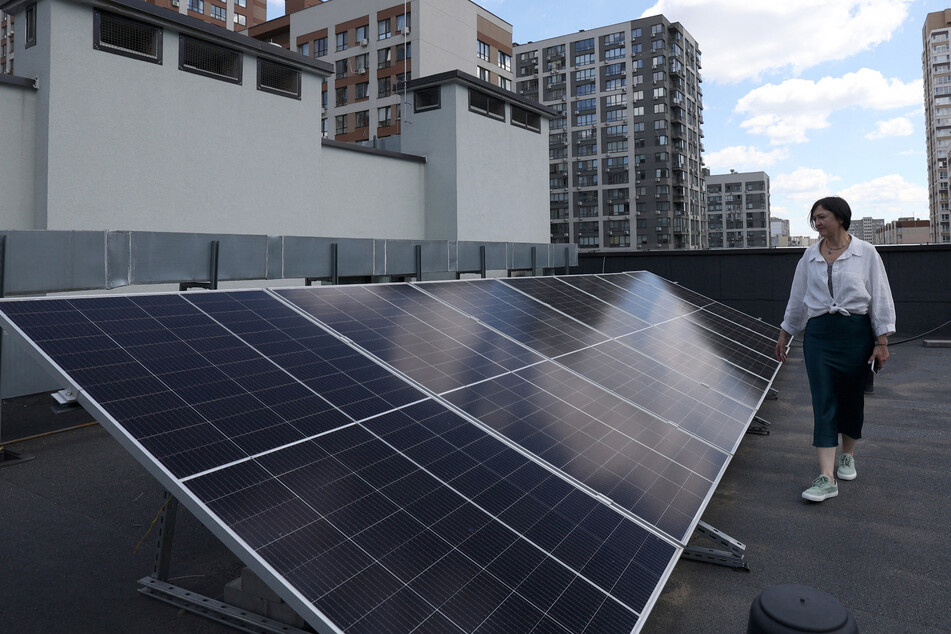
[469,89,505,120]
[25,3,37,48]
[335,114,348,135]
[93,10,163,64]
[414,86,440,112]
[396,12,410,32]
[210,5,226,21]
[477,39,490,61]
[297,41,309,56]
[378,47,391,69]
[235,0,245,6]
[378,76,391,97]
[315,36,327,57]
[233,13,246,27]
[257,58,301,99]
[321,85,327,109]
[335,59,347,78]
[355,81,369,99]
[179,35,241,84]
[354,53,368,73]
[355,110,369,128]
[378,105,393,127]
[651,24,663,36]
[499,76,511,91]
[378,18,391,40]
[187,0,204,14]
[336,31,347,51]
[321,118,328,136]
[498,51,511,72]
[335,86,347,106]
[356,24,368,43]
[397,43,410,60]
[511,105,540,132]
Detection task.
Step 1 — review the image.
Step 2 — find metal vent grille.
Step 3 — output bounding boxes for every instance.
[180,35,242,84]
[256,59,301,99]
[94,10,162,64]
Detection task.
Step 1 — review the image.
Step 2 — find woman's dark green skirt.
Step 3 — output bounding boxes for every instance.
[803,312,875,447]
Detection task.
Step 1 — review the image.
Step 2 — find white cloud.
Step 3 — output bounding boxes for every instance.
[836,174,928,220]
[772,167,842,203]
[865,117,914,140]
[641,0,912,84]
[735,69,923,144]
[703,145,789,171]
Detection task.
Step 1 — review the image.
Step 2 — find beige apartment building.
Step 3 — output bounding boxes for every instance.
[923,10,951,243]
[876,218,931,244]
[250,0,514,146]
[705,170,770,248]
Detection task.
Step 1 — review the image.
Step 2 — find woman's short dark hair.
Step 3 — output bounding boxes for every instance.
[810,196,852,231]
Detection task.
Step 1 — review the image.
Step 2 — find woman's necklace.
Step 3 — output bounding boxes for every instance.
[826,236,850,255]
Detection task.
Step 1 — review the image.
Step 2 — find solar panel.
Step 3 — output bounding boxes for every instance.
[0,271,782,633]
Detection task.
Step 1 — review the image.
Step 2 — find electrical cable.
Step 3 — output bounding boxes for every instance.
[1,420,99,446]
[134,495,172,555]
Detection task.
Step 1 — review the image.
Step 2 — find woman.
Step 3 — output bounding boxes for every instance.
[775,196,895,502]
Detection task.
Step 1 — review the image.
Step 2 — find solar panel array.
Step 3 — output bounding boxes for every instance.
[0,272,781,634]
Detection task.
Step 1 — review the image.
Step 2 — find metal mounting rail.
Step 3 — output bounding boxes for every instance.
[681,520,750,570]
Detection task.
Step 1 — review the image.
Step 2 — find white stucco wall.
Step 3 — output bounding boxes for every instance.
[39,0,327,235]
[402,81,548,243]
[317,144,426,239]
[0,80,37,229]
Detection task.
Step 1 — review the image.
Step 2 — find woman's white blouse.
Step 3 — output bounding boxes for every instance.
[780,237,896,337]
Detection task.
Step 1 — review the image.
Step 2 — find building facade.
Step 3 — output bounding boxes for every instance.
[1,10,12,73]
[849,216,884,243]
[877,218,931,245]
[249,0,514,146]
[705,170,769,248]
[0,0,551,243]
[923,10,951,243]
[513,16,706,252]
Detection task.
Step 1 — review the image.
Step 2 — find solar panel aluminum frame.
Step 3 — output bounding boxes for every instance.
[0,298,345,634]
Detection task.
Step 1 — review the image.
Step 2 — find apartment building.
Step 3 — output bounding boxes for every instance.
[849,216,884,243]
[877,217,931,244]
[513,16,705,251]
[923,10,951,243]
[705,170,770,248]
[249,0,514,145]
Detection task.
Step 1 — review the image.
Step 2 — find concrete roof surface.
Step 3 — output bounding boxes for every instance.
[1,341,949,633]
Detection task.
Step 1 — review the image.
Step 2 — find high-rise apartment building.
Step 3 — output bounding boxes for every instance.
[849,216,884,243]
[513,17,705,251]
[250,0,514,145]
[923,10,951,243]
[705,170,770,248]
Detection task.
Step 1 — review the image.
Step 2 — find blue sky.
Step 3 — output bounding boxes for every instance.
[269,0,940,238]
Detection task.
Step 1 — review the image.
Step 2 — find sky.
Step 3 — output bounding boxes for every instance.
[267,0,943,238]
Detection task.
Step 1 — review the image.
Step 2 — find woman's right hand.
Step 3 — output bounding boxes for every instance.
[775,330,789,363]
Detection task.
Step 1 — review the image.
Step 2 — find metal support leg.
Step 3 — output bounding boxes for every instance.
[530,246,537,277]
[682,520,749,570]
[480,245,486,279]
[414,244,422,282]
[747,416,771,436]
[765,387,779,400]
[179,240,220,291]
[330,242,339,286]
[151,491,180,582]
[564,246,570,275]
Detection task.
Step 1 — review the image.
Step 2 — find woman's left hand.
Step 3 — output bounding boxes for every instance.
[869,343,889,372]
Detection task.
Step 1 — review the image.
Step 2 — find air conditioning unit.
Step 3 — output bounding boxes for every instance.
[171,0,178,5]
[573,110,580,114]
[403,27,411,35]
[357,68,367,74]
[560,96,566,102]
[360,39,369,47]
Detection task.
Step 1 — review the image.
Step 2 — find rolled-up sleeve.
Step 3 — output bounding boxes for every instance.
[868,249,896,337]
[780,254,808,336]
